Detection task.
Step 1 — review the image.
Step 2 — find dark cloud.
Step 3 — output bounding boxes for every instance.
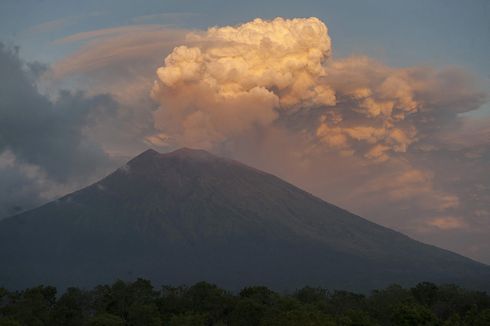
[49,25,184,157]
[0,43,120,217]
[0,152,45,217]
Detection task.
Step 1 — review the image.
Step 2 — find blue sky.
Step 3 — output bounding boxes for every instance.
[0,0,487,68]
[2,0,488,115]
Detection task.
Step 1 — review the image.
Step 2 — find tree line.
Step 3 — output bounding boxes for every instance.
[1,279,490,325]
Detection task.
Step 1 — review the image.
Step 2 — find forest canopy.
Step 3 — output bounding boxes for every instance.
[1,280,490,325]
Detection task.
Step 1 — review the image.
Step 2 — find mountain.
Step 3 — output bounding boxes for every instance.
[1,148,489,291]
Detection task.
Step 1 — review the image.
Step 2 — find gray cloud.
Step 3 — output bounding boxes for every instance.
[0,43,121,217]
[49,25,186,157]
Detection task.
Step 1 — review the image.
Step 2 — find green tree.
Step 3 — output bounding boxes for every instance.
[474,308,490,326]
[327,290,367,316]
[228,298,268,326]
[390,303,439,326]
[294,286,328,311]
[49,287,89,326]
[260,307,335,326]
[182,282,233,323]
[9,286,56,326]
[239,286,278,306]
[157,285,188,322]
[368,284,414,324]
[0,318,21,326]
[86,313,125,326]
[336,309,377,326]
[412,282,439,307]
[127,303,161,326]
[169,312,207,326]
[442,313,462,326]
[91,278,159,322]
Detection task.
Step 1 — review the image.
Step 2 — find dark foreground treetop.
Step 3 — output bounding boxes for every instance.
[1,280,490,326]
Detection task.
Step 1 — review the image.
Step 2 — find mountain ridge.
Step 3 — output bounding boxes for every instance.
[1,148,489,292]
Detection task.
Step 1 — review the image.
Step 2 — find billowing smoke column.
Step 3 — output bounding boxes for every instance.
[151,17,335,147]
[151,17,485,160]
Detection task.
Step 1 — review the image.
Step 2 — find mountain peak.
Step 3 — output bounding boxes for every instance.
[165,147,217,160]
[123,147,223,176]
[2,146,490,291]
[130,147,219,164]
[138,148,160,157]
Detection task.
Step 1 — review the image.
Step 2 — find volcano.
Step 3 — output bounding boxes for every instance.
[1,148,489,291]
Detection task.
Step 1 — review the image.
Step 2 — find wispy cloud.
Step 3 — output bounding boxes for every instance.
[427,217,468,230]
[26,17,72,35]
[23,12,104,36]
[131,12,202,25]
[52,25,187,77]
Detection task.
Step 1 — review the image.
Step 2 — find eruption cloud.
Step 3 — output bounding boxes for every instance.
[151,17,485,160]
[151,17,335,147]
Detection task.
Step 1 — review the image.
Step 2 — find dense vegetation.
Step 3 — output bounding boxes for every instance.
[1,279,490,325]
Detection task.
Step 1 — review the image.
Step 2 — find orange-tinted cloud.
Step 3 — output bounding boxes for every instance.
[151,17,335,147]
[150,18,486,161]
[428,217,468,230]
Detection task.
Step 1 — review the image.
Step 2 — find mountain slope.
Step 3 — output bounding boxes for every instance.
[1,148,489,291]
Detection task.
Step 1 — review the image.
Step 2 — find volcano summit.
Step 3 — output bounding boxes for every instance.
[0,148,489,291]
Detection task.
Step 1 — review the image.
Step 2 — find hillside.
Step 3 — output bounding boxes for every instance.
[0,148,489,291]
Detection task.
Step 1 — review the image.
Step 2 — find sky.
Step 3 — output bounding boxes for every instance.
[0,0,489,263]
